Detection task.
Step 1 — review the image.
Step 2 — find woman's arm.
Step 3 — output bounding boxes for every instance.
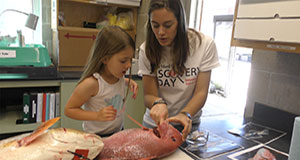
[168,70,211,140]
[64,77,116,121]
[142,75,160,108]
[181,70,211,116]
[142,75,169,124]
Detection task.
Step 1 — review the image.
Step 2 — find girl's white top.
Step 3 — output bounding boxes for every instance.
[138,30,220,127]
[82,72,125,134]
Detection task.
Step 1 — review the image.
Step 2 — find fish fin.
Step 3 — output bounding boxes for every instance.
[17,117,60,147]
[126,113,148,130]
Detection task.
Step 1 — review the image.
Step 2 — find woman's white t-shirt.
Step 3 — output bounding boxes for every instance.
[138,30,220,127]
[82,73,125,134]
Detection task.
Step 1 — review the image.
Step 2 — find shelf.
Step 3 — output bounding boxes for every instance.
[0,80,60,88]
[57,26,136,40]
[61,0,140,8]
[58,26,134,32]
[0,110,61,134]
[0,111,41,134]
[58,26,99,33]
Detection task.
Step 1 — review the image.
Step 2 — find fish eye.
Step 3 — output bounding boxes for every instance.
[171,136,176,142]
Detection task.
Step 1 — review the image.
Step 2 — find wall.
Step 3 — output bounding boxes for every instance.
[245,49,300,117]
[135,0,150,50]
[41,0,53,62]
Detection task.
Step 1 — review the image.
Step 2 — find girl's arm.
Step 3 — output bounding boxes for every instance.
[64,77,116,121]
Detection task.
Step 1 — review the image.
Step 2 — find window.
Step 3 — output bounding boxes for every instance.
[0,0,40,46]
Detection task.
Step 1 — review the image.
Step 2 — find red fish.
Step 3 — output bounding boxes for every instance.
[98,121,183,160]
[250,148,276,160]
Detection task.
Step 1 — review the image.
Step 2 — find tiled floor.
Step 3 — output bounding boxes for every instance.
[202,93,245,118]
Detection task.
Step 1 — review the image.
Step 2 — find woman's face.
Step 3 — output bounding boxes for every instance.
[150,8,178,46]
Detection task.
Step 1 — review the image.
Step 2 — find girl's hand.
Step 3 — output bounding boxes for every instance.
[150,104,168,125]
[167,113,192,141]
[96,105,117,121]
[129,80,138,99]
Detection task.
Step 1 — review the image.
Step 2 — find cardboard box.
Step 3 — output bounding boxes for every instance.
[58,27,99,71]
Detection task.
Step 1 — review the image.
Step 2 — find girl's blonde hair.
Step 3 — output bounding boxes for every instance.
[78,26,135,84]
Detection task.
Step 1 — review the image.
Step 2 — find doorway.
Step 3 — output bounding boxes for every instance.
[189,0,252,117]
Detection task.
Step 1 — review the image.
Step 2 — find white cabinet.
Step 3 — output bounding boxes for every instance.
[232,0,300,53]
[234,19,300,43]
[236,1,300,18]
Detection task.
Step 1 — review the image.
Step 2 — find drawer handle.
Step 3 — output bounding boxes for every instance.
[269,37,275,41]
[274,13,280,18]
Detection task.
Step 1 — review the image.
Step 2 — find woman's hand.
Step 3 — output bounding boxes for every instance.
[150,103,168,125]
[96,105,117,121]
[129,80,138,99]
[167,113,192,141]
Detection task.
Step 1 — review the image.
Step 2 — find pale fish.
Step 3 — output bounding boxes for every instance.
[0,117,104,160]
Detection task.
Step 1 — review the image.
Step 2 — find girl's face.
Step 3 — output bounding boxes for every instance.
[103,46,134,83]
[150,8,178,46]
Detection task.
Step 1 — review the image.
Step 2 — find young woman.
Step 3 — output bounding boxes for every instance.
[65,26,138,137]
[138,0,220,140]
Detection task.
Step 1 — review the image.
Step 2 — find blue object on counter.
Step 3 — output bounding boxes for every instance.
[0,73,28,79]
[0,44,52,67]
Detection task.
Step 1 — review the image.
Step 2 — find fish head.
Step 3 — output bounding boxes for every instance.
[48,128,104,158]
[157,121,183,147]
[49,128,103,146]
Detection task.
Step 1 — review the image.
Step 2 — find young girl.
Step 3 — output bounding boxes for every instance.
[64,26,138,137]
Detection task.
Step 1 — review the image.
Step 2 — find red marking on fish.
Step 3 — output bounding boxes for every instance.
[98,121,183,160]
[73,149,89,160]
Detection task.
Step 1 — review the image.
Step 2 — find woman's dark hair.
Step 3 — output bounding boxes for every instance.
[146,0,189,75]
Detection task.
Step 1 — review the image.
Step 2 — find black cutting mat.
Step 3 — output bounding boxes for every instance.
[180,131,242,159]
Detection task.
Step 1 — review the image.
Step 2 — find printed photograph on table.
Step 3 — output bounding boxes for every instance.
[227,122,286,143]
[228,144,288,160]
[180,131,242,159]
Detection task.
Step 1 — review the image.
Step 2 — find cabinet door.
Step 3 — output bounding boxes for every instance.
[234,19,300,43]
[231,0,300,53]
[237,0,300,18]
[60,80,83,131]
